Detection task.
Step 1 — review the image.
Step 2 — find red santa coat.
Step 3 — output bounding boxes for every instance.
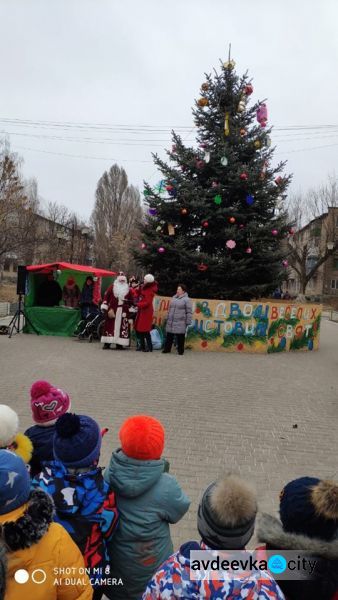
[101,285,133,346]
[135,281,158,333]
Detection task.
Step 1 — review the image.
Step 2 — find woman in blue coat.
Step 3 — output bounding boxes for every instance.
[162,284,193,355]
[104,415,190,600]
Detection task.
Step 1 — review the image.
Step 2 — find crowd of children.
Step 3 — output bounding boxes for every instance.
[0,382,337,600]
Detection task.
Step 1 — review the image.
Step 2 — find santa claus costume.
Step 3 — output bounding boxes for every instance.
[101,274,133,349]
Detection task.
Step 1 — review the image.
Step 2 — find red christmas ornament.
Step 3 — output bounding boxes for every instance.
[244,83,253,95]
[240,172,248,181]
[180,208,188,215]
[166,184,174,191]
[202,220,209,228]
[240,128,247,137]
[229,217,236,224]
[246,247,252,254]
[289,228,295,235]
[197,263,208,271]
[275,176,283,185]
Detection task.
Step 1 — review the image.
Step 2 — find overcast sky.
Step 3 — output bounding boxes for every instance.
[1,0,338,220]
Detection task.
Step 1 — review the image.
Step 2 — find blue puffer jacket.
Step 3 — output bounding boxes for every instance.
[104,449,190,600]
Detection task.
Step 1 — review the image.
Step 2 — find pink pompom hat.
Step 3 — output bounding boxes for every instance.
[30,380,71,425]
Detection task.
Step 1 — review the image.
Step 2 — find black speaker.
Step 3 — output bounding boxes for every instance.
[17,265,28,295]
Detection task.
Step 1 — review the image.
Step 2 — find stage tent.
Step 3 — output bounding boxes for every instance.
[24,262,116,336]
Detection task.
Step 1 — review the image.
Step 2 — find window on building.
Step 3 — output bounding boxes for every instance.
[336,216,338,227]
[331,279,338,289]
[334,259,338,270]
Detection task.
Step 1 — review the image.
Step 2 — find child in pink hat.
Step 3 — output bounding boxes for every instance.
[24,380,71,476]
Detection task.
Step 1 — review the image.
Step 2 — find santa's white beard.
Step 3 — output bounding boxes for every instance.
[113,281,129,300]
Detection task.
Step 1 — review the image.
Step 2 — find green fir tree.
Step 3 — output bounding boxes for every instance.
[136,56,292,300]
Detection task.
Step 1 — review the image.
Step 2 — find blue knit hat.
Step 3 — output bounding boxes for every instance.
[0,450,30,515]
[280,476,338,541]
[54,413,101,468]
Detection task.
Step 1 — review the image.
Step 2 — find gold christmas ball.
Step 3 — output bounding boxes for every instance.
[254,140,262,149]
[197,98,209,107]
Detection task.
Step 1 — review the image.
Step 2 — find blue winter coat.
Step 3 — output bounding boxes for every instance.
[166,293,193,334]
[103,449,190,600]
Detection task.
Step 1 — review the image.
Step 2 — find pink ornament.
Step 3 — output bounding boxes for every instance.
[211,180,219,188]
[226,239,236,249]
[271,229,278,236]
[244,83,253,95]
[275,176,283,185]
[239,224,245,229]
[246,247,252,254]
[141,243,146,249]
[196,159,205,169]
[289,228,295,235]
[240,172,248,181]
[282,260,289,267]
[158,247,165,253]
[256,103,268,127]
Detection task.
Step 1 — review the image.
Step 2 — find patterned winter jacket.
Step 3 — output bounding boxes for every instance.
[142,541,285,600]
[33,461,119,584]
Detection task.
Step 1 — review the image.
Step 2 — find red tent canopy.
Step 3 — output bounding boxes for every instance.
[26,262,117,277]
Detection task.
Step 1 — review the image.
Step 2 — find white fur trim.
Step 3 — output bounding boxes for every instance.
[101,302,108,311]
[144,274,154,283]
[0,405,19,447]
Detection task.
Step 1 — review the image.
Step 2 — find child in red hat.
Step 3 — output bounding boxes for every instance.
[104,415,190,600]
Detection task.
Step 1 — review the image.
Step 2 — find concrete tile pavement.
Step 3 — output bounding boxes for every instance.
[0,319,337,548]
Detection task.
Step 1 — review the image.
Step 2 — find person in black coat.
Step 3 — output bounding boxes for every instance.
[258,476,338,600]
[36,272,62,307]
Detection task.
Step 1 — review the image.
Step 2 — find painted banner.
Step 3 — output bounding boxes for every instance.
[153,297,321,353]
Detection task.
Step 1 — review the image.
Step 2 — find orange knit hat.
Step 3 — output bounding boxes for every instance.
[119,415,165,460]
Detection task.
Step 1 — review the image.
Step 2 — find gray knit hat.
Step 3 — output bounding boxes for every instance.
[197,475,257,549]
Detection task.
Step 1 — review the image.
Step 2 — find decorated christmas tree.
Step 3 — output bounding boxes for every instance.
[136,53,292,300]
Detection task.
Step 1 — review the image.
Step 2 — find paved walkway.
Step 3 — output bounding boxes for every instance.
[1,319,337,547]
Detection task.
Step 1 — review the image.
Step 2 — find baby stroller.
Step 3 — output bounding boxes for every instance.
[74,309,105,342]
